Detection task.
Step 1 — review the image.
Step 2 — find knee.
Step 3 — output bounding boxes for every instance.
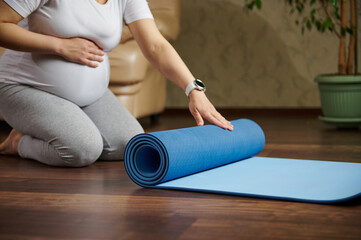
[101,124,144,161]
[122,124,145,152]
[127,123,145,140]
[73,139,103,167]
[57,134,103,167]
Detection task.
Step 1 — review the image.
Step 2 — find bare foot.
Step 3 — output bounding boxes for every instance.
[0,129,24,155]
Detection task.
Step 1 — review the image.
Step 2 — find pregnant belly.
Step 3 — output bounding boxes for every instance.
[30,53,110,107]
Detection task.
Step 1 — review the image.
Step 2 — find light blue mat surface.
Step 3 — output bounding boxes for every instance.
[124,119,361,203]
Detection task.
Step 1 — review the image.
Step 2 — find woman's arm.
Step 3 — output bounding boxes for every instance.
[0,0,104,68]
[128,19,233,130]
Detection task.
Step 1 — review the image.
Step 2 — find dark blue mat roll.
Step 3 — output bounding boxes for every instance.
[124,119,361,203]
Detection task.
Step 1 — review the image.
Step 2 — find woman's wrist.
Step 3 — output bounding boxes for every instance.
[51,37,64,56]
[185,79,206,97]
[188,89,206,100]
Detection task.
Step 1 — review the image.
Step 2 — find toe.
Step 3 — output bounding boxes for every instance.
[0,129,24,155]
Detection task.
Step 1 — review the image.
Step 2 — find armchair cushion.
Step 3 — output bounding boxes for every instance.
[108,40,149,85]
[120,0,181,43]
[149,0,181,41]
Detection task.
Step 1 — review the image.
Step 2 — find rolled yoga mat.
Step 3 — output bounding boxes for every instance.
[124,119,361,203]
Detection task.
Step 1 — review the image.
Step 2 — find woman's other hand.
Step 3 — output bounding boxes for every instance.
[188,90,234,131]
[57,38,104,68]
[0,2,104,67]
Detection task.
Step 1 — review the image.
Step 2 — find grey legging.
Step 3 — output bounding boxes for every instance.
[0,82,144,167]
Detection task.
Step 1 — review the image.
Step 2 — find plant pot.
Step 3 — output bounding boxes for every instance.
[314,75,361,128]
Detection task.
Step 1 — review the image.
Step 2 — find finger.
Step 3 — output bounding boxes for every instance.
[89,47,105,56]
[89,40,104,51]
[82,39,103,55]
[83,59,99,68]
[87,53,104,63]
[213,110,232,126]
[191,109,204,126]
[198,112,224,128]
[212,112,233,130]
[202,112,225,129]
[204,112,231,130]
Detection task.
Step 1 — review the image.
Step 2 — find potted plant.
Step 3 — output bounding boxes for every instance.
[246,0,361,128]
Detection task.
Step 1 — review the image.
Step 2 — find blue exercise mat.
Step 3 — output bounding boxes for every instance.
[124,119,361,203]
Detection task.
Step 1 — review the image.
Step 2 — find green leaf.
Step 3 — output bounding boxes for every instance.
[333,8,340,20]
[306,20,312,31]
[311,9,316,16]
[322,17,333,31]
[341,27,346,36]
[256,0,262,9]
[247,1,255,10]
[346,27,353,35]
[310,9,316,22]
[332,0,338,7]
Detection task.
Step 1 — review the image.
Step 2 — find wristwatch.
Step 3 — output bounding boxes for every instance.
[185,79,206,97]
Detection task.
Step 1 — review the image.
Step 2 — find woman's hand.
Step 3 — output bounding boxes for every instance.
[188,90,234,131]
[0,1,104,66]
[127,19,233,130]
[57,37,104,68]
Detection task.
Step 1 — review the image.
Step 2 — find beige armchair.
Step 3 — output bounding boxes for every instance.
[0,0,181,120]
[108,0,181,119]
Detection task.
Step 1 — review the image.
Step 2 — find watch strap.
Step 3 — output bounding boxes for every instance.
[185,81,196,97]
[185,79,206,97]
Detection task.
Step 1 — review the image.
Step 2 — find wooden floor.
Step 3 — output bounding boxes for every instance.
[0,109,360,240]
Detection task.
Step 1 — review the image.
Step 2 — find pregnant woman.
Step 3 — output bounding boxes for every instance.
[0,0,233,167]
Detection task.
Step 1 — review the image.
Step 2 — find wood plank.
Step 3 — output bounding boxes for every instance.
[0,109,360,240]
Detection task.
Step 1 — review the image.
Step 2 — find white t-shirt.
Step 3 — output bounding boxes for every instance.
[0,0,153,106]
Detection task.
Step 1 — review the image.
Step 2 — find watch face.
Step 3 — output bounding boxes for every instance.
[195,79,205,88]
